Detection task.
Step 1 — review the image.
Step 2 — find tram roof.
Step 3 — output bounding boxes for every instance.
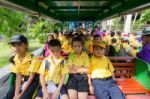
[1,0,150,21]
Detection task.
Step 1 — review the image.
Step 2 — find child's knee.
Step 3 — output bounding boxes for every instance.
[35,97,42,99]
[61,94,69,99]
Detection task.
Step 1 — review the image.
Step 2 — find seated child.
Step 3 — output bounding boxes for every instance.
[43,34,54,57]
[4,34,42,99]
[89,35,103,54]
[117,37,132,56]
[67,36,89,99]
[108,38,118,56]
[88,42,125,99]
[84,34,91,53]
[62,34,73,54]
[36,39,69,99]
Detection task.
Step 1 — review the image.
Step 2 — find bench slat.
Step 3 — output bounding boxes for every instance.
[115,67,134,71]
[112,63,134,66]
[108,57,135,61]
[117,78,149,94]
[115,73,133,77]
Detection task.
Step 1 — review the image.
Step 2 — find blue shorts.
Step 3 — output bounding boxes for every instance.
[36,85,67,97]
[92,78,125,99]
[67,74,88,92]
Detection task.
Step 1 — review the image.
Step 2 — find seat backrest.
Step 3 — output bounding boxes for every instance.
[108,57,135,78]
[135,58,150,90]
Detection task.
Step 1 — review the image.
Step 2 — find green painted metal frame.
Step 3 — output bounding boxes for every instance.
[5,0,150,21]
[6,0,60,20]
[98,0,150,20]
[135,58,150,90]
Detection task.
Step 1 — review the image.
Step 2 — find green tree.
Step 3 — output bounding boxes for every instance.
[0,7,62,43]
[30,19,55,43]
[54,22,63,32]
[138,9,150,24]
[0,8,28,38]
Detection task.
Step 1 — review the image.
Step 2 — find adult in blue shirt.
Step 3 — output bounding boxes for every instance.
[137,27,150,64]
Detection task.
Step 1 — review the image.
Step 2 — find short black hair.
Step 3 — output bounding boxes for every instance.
[94,34,101,39]
[110,31,115,37]
[67,33,74,38]
[116,31,121,34]
[72,36,84,46]
[111,38,117,43]
[48,39,61,48]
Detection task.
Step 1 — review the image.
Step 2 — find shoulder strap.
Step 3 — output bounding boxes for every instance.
[9,54,16,65]
[60,60,65,67]
[45,59,50,70]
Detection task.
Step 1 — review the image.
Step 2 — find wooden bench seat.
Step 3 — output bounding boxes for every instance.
[108,57,149,95]
[117,78,148,94]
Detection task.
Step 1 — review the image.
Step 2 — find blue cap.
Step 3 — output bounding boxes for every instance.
[9,34,28,44]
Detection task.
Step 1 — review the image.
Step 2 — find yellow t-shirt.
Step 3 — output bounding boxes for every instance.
[38,56,68,84]
[130,35,136,44]
[114,35,122,44]
[132,49,139,57]
[59,35,66,44]
[67,51,89,67]
[62,40,72,53]
[88,55,115,78]
[106,35,121,46]
[122,43,131,52]
[105,35,112,45]
[10,52,42,76]
[84,40,90,52]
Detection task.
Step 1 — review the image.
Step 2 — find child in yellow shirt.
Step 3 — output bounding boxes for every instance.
[62,34,73,53]
[84,34,91,52]
[89,34,103,54]
[88,42,125,99]
[108,38,120,56]
[4,34,42,99]
[67,36,89,99]
[36,39,69,99]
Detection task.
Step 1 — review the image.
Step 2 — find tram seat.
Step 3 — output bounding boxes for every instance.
[108,57,150,95]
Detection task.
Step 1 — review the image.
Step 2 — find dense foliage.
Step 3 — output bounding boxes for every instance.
[0,7,62,43]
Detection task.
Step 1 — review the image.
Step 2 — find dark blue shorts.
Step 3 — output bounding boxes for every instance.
[36,85,68,97]
[4,81,39,99]
[67,74,88,92]
[92,78,125,99]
